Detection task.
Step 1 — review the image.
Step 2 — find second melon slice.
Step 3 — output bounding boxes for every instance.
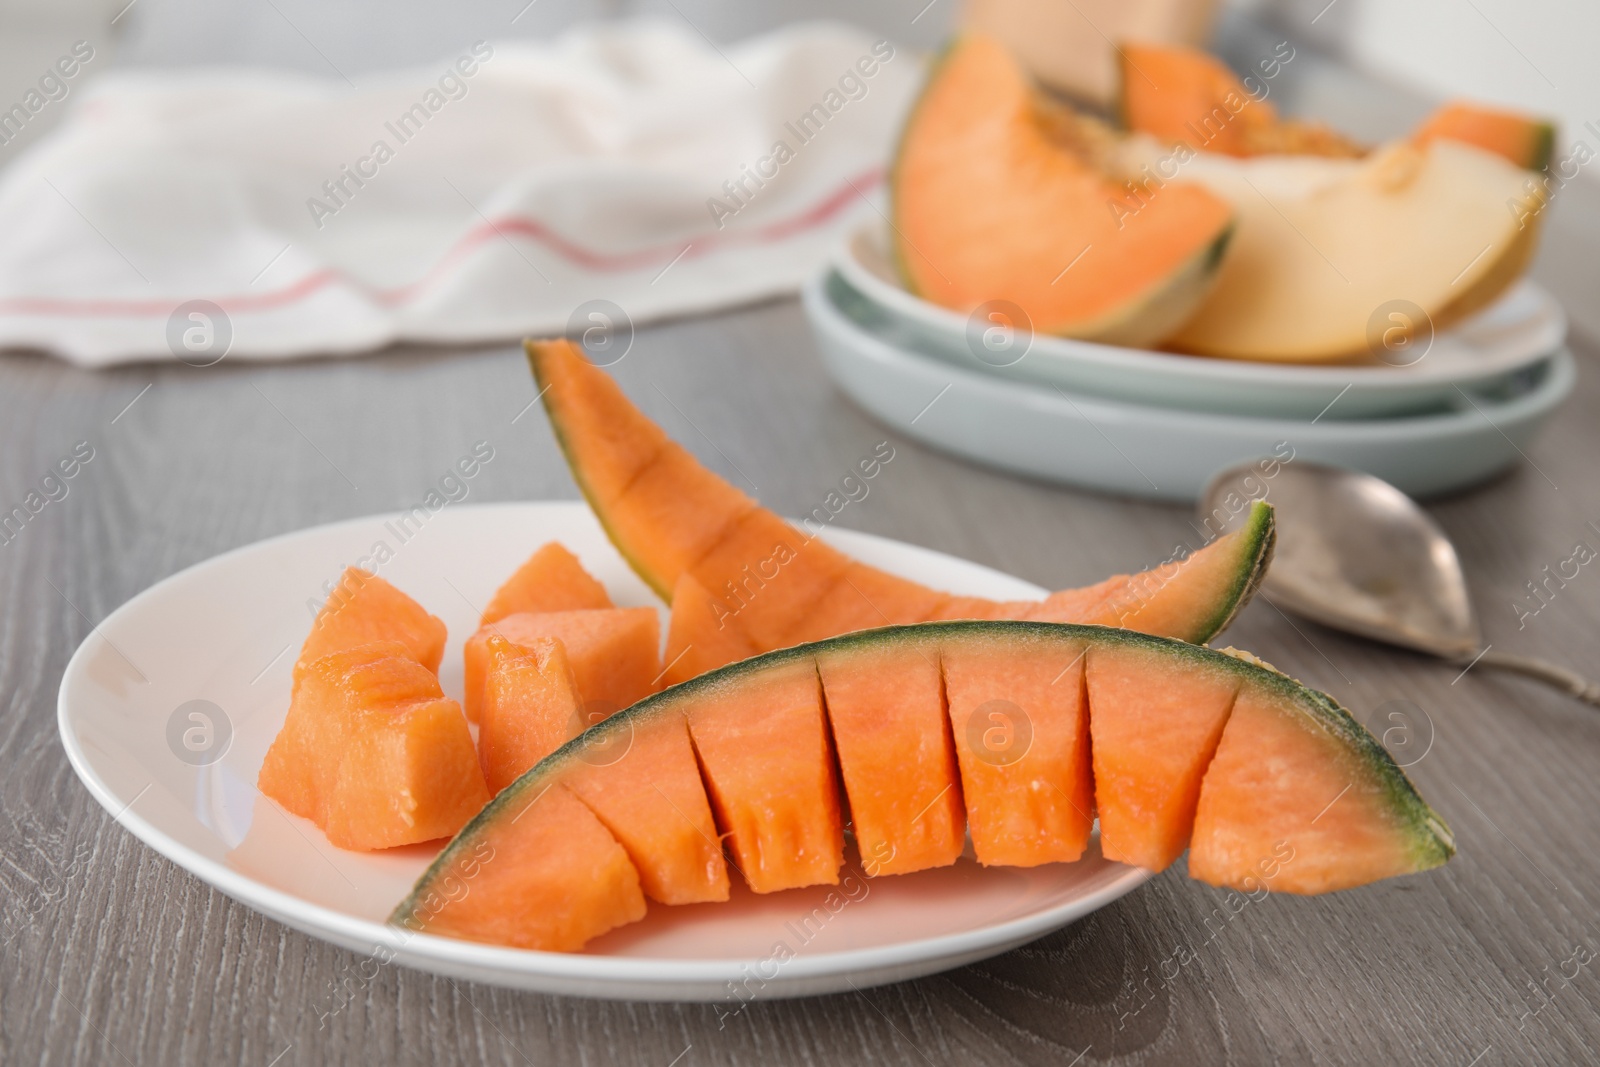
[891,35,1234,347]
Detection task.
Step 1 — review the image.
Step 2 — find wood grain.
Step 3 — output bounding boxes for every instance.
[4,9,1600,1067]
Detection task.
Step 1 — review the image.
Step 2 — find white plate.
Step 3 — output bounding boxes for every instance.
[807,271,1574,502]
[58,501,1152,1001]
[834,223,1567,419]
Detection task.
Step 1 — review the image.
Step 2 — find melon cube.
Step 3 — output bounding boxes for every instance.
[462,607,661,723]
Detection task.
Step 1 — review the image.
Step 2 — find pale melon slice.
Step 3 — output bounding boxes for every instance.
[1127,137,1542,362]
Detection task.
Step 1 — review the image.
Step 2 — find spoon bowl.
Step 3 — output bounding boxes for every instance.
[1200,460,1600,706]
[1202,462,1479,659]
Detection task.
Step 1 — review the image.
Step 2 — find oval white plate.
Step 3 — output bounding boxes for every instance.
[834,223,1567,419]
[58,501,1152,1001]
[806,271,1574,502]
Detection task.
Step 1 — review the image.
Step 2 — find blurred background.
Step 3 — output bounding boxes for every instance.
[2,0,1593,333]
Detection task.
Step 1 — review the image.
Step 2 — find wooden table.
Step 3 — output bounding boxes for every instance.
[4,7,1598,1065]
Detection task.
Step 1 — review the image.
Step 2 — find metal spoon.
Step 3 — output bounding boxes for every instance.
[1200,460,1600,706]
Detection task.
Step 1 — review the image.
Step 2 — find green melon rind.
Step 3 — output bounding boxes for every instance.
[1186,499,1277,645]
[886,38,1233,347]
[1526,121,1557,174]
[391,618,1449,926]
[525,342,676,602]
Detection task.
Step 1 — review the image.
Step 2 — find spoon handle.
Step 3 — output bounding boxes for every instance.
[1471,650,1600,707]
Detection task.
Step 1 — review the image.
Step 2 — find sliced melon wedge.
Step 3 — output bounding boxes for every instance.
[1415,101,1555,171]
[1118,42,1363,159]
[530,337,1274,667]
[1133,137,1544,361]
[891,35,1234,346]
[394,621,1453,951]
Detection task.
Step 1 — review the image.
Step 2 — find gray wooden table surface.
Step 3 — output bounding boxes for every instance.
[4,3,1599,1065]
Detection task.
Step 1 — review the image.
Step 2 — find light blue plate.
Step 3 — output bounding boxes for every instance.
[806,270,1575,502]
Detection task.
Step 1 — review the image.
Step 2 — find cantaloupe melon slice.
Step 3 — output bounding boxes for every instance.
[686,656,844,893]
[1118,42,1362,158]
[529,337,1274,664]
[396,622,1452,951]
[943,632,1094,867]
[1141,138,1544,361]
[559,712,731,905]
[480,542,612,626]
[260,642,489,851]
[295,567,447,689]
[816,636,965,876]
[1414,101,1555,171]
[1189,662,1451,894]
[891,35,1235,347]
[462,607,660,723]
[478,635,584,795]
[1086,641,1240,870]
[395,782,646,950]
[1118,45,1554,172]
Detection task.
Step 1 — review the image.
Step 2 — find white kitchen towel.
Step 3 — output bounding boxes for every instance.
[0,20,921,366]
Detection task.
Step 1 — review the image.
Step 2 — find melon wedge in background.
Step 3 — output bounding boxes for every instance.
[890,35,1235,348]
[1414,100,1556,172]
[1116,42,1553,171]
[1117,42,1363,158]
[528,338,1274,678]
[1133,137,1545,361]
[392,622,1454,952]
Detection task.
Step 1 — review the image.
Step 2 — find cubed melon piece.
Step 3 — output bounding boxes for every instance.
[462,607,661,723]
[259,642,489,850]
[295,568,446,689]
[478,635,584,795]
[481,542,612,625]
[662,573,759,687]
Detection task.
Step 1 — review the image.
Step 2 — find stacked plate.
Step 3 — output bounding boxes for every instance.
[804,224,1574,501]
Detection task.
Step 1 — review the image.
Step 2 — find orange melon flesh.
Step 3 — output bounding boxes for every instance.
[531,340,756,601]
[1414,100,1555,171]
[662,573,760,688]
[685,657,844,893]
[259,642,489,850]
[1189,678,1445,894]
[685,509,852,651]
[395,782,645,950]
[892,36,1234,341]
[398,622,1453,952]
[480,542,612,625]
[788,563,951,645]
[816,637,965,876]
[478,635,584,795]
[1119,42,1362,158]
[560,712,731,905]
[941,634,1093,867]
[1085,642,1240,870]
[1120,42,1273,158]
[463,607,660,723]
[295,568,447,689]
[529,337,1275,678]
